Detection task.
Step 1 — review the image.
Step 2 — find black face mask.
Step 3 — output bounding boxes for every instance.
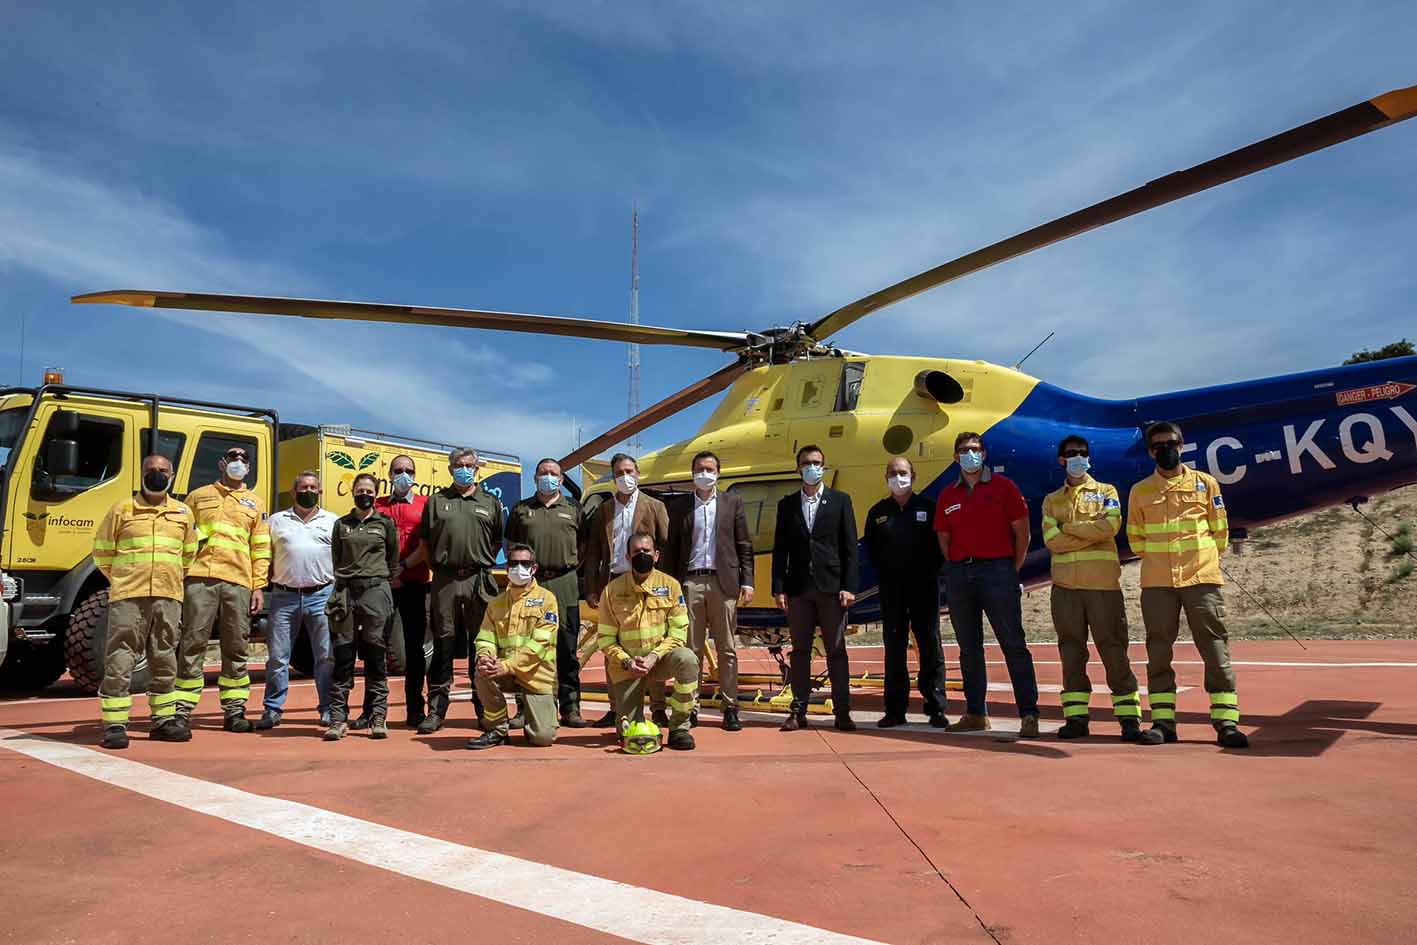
[1153,444,1182,471]
[353,494,375,510]
[142,471,170,494]
[630,551,655,574]
[295,491,319,509]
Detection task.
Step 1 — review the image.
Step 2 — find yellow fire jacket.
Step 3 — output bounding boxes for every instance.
[93,495,199,602]
[596,569,689,684]
[185,482,271,590]
[1126,465,1229,588]
[474,579,559,694]
[1042,476,1122,591]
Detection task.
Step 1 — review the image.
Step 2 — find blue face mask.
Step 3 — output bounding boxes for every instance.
[392,472,415,494]
[452,466,476,487]
[1065,455,1091,478]
[958,449,984,473]
[800,463,824,486]
[536,474,560,496]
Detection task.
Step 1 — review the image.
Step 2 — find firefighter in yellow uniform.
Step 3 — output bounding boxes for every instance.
[175,446,271,732]
[596,531,698,751]
[92,454,200,749]
[466,542,559,750]
[1127,422,1248,749]
[1041,435,1141,742]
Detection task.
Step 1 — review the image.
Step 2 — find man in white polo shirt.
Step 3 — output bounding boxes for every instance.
[256,470,340,730]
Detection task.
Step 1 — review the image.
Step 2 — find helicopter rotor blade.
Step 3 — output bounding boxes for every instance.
[558,360,750,472]
[807,84,1417,342]
[71,290,753,352]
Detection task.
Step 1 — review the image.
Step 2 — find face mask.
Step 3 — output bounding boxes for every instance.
[392,472,414,495]
[1065,455,1091,478]
[353,493,375,510]
[452,466,476,487]
[507,563,534,586]
[1154,444,1182,471]
[887,473,912,495]
[224,460,248,481]
[536,474,560,496]
[957,450,984,474]
[693,470,718,490]
[615,473,637,496]
[142,471,170,494]
[800,463,824,486]
[295,491,319,509]
[630,551,654,574]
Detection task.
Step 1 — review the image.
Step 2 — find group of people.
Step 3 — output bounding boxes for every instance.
[91,418,1247,752]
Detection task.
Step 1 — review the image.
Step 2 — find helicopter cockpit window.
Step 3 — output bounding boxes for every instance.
[728,478,803,554]
[834,361,865,412]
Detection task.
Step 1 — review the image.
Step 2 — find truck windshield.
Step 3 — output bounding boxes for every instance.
[0,406,25,473]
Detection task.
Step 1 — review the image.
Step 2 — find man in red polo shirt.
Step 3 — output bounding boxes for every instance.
[372,454,433,729]
[934,431,1040,737]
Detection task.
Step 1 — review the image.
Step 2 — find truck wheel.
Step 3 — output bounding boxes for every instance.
[63,589,154,695]
[0,638,68,691]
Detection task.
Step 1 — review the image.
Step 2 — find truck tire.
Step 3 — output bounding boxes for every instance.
[64,589,153,695]
[0,638,68,691]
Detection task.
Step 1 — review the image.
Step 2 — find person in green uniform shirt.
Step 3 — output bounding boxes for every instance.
[467,542,560,750]
[506,458,587,728]
[326,473,399,741]
[416,446,505,735]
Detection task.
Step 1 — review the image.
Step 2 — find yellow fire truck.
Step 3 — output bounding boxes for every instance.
[0,380,519,693]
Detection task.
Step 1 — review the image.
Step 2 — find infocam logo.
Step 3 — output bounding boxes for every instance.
[23,511,96,529]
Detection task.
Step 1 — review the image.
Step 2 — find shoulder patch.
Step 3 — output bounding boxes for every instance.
[651,585,670,598]
[916,510,928,522]
[1213,495,1224,508]
[943,503,962,515]
[874,514,889,524]
[543,611,558,625]
[1104,497,1120,509]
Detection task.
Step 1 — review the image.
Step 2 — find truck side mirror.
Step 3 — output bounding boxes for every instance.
[50,410,81,437]
[46,439,79,478]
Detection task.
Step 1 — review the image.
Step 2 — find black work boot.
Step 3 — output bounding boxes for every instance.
[1137,724,1178,745]
[667,729,696,751]
[1216,724,1250,748]
[416,713,444,735]
[150,718,192,743]
[101,726,129,750]
[1120,718,1143,742]
[254,710,281,731]
[780,702,808,732]
[466,730,507,750]
[834,712,857,732]
[877,714,908,729]
[223,710,252,733]
[350,715,372,731]
[722,706,743,732]
[1057,718,1090,740]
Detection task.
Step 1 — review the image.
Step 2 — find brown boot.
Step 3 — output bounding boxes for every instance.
[947,713,991,733]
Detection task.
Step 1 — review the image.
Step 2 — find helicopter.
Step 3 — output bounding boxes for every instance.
[73,85,1416,647]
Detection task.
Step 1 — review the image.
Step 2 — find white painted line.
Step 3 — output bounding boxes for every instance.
[0,729,888,945]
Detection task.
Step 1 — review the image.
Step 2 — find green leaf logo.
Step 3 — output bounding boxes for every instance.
[326,450,356,470]
[357,452,379,470]
[23,511,48,522]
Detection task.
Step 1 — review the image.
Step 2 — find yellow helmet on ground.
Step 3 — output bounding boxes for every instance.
[622,720,662,755]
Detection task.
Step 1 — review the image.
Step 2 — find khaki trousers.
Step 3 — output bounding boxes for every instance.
[684,576,739,703]
[610,646,698,734]
[98,597,180,727]
[177,578,252,715]
[1050,586,1139,722]
[1140,584,1239,728]
[475,675,559,746]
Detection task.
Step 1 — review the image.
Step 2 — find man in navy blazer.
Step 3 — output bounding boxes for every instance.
[771,444,859,732]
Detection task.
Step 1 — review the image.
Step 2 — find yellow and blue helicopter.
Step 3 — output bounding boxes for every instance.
[74,86,1416,637]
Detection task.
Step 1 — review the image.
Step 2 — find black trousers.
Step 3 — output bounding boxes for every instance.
[786,590,851,713]
[390,583,430,718]
[879,574,947,717]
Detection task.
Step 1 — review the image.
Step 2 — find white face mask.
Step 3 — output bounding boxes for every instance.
[693,470,718,490]
[615,473,637,496]
[224,460,248,481]
[888,473,912,495]
[800,463,824,486]
[507,563,534,586]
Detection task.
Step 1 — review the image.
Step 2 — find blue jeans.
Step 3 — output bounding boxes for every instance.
[264,586,334,715]
[943,558,1039,717]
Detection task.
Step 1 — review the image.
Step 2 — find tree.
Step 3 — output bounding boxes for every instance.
[1345,339,1415,365]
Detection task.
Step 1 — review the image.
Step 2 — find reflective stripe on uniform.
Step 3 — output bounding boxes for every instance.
[204,536,253,557]
[667,680,696,714]
[1060,690,1090,718]
[149,690,179,718]
[1148,691,1176,722]
[217,674,251,702]
[1051,549,1120,564]
[1138,536,1217,554]
[1111,691,1141,718]
[99,694,132,723]
[1209,691,1240,724]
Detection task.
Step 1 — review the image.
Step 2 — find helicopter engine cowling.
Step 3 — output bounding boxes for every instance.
[913,370,965,404]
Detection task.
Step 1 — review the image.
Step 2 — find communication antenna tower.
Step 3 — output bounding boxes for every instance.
[627,205,641,452]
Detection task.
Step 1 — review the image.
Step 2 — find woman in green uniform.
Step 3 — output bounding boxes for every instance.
[326,473,399,741]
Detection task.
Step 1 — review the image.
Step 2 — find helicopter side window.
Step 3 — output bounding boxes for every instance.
[31,412,125,500]
[834,361,865,412]
[727,478,803,554]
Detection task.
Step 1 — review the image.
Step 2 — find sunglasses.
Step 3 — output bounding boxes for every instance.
[1148,439,1182,451]
[224,451,249,461]
[508,559,534,568]
[1062,449,1089,458]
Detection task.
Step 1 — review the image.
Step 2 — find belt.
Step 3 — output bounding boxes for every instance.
[954,556,1010,566]
[270,581,331,594]
[538,566,575,580]
[341,576,389,588]
[436,565,486,579]
[686,568,717,576]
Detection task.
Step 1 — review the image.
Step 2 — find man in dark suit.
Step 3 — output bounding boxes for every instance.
[670,450,754,732]
[771,444,858,732]
[582,452,671,726]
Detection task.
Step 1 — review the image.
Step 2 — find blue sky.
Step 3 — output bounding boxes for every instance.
[2,2,1414,486]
